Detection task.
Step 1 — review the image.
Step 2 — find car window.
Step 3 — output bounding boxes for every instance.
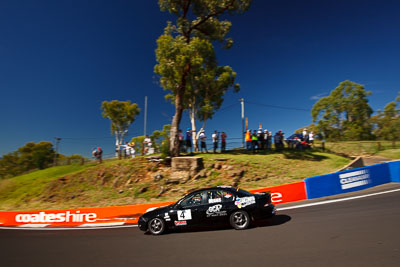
[180,192,204,207]
[206,190,235,204]
[219,190,235,202]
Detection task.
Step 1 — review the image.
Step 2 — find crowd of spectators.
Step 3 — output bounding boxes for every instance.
[95,127,315,161]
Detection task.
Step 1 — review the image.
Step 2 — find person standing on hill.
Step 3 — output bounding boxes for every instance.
[199,130,208,153]
[94,147,103,163]
[267,131,273,150]
[212,130,219,153]
[251,130,258,153]
[257,128,264,150]
[274,131,282,151]
[185,128,192,153]
[245,130,252,150]
[309,131,314,145]
[263,129,268,150]
[178,129,184,152]
[221,131,227,152]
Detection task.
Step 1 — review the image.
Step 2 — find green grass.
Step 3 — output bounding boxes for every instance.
[376,149,400,159]
[0,163,96,210]
[195,151,349,188]
[315,140,400,157]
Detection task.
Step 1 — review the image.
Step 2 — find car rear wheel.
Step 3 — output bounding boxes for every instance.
[230,210,250,230]
[148,217,165,235]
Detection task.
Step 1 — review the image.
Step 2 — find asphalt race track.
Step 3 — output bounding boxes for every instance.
[1,184,400,267]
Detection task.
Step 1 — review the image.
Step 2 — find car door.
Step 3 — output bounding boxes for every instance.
[173,191,205,227]
[198,189,231,225]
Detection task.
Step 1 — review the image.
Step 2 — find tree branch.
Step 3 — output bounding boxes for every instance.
[189,0,235,35]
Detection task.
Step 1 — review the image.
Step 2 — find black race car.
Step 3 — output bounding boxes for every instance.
[138,186,276,235]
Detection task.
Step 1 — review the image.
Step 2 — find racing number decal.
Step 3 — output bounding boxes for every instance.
[177,209,192,221]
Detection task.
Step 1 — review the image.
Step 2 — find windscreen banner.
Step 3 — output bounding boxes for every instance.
[305,163,391,199]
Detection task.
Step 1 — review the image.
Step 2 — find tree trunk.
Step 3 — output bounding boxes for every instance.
[170,93,184,157]
[115,134,120,158]
[189,108,199,152]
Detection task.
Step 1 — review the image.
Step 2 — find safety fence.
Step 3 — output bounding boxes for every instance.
[0,160,399,228]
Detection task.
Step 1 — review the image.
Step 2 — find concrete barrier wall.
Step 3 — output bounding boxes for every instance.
[305,163,392,199]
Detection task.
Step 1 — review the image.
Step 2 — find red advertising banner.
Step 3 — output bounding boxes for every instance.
[249,181,307,204]
[0,201,174,227]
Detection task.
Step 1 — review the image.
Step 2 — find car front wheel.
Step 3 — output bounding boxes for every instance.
[230,210,250,230]
[148,217,165,235]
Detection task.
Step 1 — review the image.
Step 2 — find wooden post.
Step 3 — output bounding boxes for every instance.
[377,142,381,151]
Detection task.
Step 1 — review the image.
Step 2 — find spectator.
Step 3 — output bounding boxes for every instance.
[178,129,184,152]
[221,131,227,152]
[267,131,272,150]
[274,131,284,150]
[245,130,252,150]
[143,135,153,155]
[91,147,97,158]
[302,128,308,141]
[128,142,136,158]
[185,128,192,153]
[122,142,129,158]
[93,147,103,163]
[212,130,219,153]
[251,130,258,153]
[257,128,264,150]
[199,130,208,153]
[263,129,268,150]
[309,131,314,145]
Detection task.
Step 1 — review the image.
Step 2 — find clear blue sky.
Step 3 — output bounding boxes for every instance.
[1,0,400,158]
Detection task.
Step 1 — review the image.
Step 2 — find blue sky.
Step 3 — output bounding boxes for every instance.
[1,0,400,158]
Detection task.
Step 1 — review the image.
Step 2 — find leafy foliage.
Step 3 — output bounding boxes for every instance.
[154,0,252,156]
[101,100,140,155]
[371,93,400,141]
[311,80,373,141]
[0,141,55,179]
[151,124,171,152]
[130,125,171,156]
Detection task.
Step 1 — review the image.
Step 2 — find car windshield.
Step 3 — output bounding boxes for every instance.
[179,192,204,207]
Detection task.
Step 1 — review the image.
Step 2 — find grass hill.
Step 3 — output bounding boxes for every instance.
[0,150,350,211]
[1,141,398,211]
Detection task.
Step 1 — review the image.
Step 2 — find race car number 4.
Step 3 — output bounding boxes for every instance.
[177,209,192,221]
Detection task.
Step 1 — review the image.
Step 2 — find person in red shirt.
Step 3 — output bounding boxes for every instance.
[221,131,227,152]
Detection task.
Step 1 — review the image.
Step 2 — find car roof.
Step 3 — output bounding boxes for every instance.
[188,186,238,195]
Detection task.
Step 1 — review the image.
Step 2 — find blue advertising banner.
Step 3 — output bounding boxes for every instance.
[305,163,391,199]
[388,160,400,183]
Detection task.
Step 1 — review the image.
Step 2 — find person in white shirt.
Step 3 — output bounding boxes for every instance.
[199,130,208,153]
[212,130,219,153]
[143,135,152,155]
[309,131,314,145]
